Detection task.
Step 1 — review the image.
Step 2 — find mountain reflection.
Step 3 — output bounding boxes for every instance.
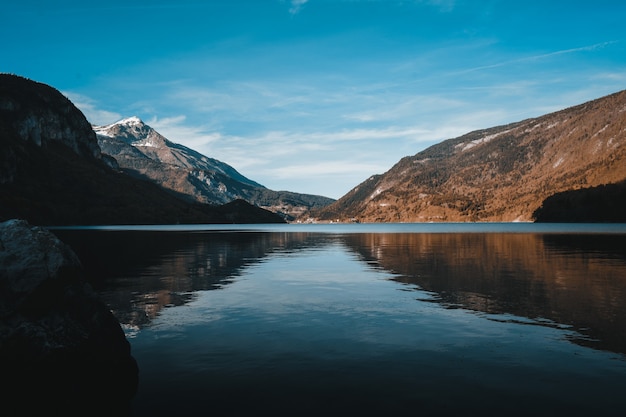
[55,229,626,355]
[55,230,330,333]
[342,233,626,355]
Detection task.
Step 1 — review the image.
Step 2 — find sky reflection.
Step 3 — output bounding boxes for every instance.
[53,227,626,416]
[54,227,626,355]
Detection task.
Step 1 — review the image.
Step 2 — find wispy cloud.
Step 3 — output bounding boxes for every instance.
[267,161,386,179]
[455,41,619,75]
[289,0,309,15]
[63,92,121,125]
[146,115,223,149]
[591,71,626,82]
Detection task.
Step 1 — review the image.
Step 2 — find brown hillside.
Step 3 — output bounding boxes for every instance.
[310,90,626,222]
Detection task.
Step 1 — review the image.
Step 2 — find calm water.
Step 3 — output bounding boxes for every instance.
[53,224,626,416]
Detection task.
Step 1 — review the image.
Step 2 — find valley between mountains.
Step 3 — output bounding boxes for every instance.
[87,88,626,223]
[2,73,626,224]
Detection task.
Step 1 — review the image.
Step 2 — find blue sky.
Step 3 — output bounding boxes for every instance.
[3,1,625,199]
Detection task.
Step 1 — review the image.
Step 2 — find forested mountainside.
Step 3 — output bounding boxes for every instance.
[310,90,626,222]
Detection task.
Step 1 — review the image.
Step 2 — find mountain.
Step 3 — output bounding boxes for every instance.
[310,90,626,222]
[0,74,284,225]
[95,116,263,188]
[95,118,334,220]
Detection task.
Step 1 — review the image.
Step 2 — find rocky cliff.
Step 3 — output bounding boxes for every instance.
[0,75,101,185]
[310,90,626,222]
[0,76,101,161]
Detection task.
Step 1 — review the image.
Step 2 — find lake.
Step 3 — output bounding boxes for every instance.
[53,223,626,416]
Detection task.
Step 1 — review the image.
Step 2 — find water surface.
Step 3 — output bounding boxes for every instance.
[54,224,626,416]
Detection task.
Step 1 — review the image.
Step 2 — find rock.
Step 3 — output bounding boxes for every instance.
[0,74,101,160]
[0,219,138,416]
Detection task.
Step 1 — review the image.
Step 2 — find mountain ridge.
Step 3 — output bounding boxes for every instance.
[0,74,285,225]
[94,117,263,188]
[309,89,626,222]
[95,117,334,219]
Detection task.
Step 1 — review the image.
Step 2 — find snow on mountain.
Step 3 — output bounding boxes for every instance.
[94,117,263,188]
[94,117,335,218]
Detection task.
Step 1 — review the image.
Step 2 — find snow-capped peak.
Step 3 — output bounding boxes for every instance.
[94,116,149,137]
[93,116,155,145]
[118,116,143,126]
[94,114,266,189]
[94,116,144,131]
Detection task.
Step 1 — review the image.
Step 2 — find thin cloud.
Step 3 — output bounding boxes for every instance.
[267,161,387,179]
[64,92,122,125]
[146,115,223,149]
[248,126,442,146]
[289,0,309,15]
[455,41,619,75]
[591,71,626,82]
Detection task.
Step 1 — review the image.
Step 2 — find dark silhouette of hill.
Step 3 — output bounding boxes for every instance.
[533,180,626,222]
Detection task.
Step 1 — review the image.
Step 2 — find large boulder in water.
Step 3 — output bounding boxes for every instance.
[0,219,138,416]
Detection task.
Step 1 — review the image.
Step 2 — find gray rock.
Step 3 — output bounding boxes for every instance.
[0,74,101,161]
[0,219,81,313]
[0,219,138,416]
